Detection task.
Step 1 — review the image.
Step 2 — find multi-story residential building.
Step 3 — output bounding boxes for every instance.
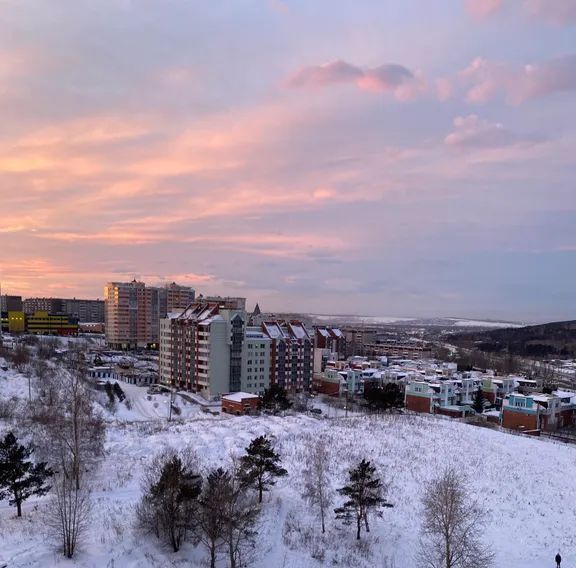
[159,297,264,399]
[365,340,432,359]
[261,320,313,393]
[23,297,105,322]
[241,327,271,394]
[342,327,378,357]
[0,295,23,312]
[313,326,346,373]
[104,280,195,349]
[62,299,105,323]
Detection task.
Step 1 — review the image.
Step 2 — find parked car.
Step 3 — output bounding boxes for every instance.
[310,408,322,415]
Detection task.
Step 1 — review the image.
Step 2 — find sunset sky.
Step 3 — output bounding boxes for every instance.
[0,0,575,322]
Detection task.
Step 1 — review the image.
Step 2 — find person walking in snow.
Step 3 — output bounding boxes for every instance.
[556,551,562,567]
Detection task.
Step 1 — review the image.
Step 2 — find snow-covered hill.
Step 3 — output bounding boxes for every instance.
[0,361,573,567]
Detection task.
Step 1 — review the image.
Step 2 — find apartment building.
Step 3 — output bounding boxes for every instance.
[242,327,271,393]
[104,280,195,349]
[23,297,105,322]
[342,327,378,357]
[313,326,346,373]
[0,295,23,312]
[261,320,312,393]
[159,297,268,399]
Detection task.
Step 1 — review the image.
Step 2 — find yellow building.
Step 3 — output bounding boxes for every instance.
[26,311,78,336]
[0,311,26,333]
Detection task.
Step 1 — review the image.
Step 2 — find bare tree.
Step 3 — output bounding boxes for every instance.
[302,437,333,533]
[12,343,29,372]
[199,467,229,568]
[47,469,92,558]
[42,371,105,490]
[224,456,260,568]
[418,467,494,568]
[528,361,557,392]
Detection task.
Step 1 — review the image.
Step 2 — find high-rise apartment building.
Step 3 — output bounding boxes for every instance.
[159,300,313,399]
[104,280,195,349]
[159,296,262,399]
[261,321,313,393]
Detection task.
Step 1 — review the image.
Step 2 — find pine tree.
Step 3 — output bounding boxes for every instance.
[148,454,202,552]
[240,435,287,503]
[335,458,392,540]
[261,384,291,411]
[472,388,485,414]
[0,432,53,517]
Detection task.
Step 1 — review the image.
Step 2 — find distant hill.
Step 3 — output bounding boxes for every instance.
[451,320,576,358]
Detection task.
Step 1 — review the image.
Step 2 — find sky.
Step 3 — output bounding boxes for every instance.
[0,0,575,322]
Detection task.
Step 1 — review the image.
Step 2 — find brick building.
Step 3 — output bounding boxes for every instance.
[221,392,260,415]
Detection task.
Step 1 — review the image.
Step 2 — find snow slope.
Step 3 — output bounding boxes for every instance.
[0,365,574,567]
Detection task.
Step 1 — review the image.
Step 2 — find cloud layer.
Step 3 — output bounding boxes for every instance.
[466,0,576,24]
[0,0,574,321]
[286,60,423,100]
[461,54,576,103]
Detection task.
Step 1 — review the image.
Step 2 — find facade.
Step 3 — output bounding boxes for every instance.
[501,392,576,431]
[159,297,257,399]
[0,311,26,334]
[221,392,261,415]
[104,280,195,349]
[342,327,378,357]
[62,299,105,323]
[241,327,271,394]
[0,295,23,312]
[24,297,105,323]
[481,376,516,406]
[405,380,470,417]
[262,320,313,393]
[313,327,345,373]
[26,311,78,336]
[365,340,432,359]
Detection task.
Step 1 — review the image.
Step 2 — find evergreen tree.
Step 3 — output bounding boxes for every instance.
[261,384,291,411]
[148,455,202,552]
[472,388,485,414]
[364,383,405,412]
[335,458,392,540]
[0,432,53,517]
[113,382,126,402]
[240,436,287,503]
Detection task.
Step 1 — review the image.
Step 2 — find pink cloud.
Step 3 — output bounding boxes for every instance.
[444,114,543,149]
[286,59,421,100]
[460,54,576,103]
[465,0,576,24]
[465,0,502,19]
[523,0,576,24]
[435,78,454,101]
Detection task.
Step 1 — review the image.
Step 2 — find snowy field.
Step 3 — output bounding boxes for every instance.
[311,314,524,328]
[1,361,575,567]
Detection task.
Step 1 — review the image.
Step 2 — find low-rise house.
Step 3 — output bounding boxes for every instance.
[221,392,260,415]
[88,366,116,381]
[501,391,576,431]
[481,376,516,406]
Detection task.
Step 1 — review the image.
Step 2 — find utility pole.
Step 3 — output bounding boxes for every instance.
[168,385,175,422]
